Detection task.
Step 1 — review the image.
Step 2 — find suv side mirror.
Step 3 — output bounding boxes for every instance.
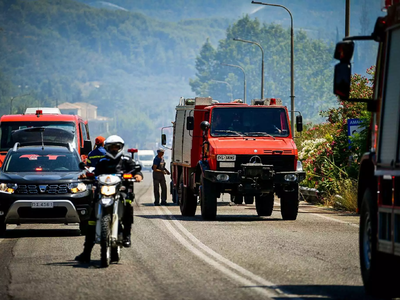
[161,134,167,146]
[79,162,86,170]
[81,140,92,155]
[296,115,303,132]
[186,116,194,130]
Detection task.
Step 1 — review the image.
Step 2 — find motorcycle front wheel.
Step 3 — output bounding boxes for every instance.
[111,246,121,263]
[100,214,112,268]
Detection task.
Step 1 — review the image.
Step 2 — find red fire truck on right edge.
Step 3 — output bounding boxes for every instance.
[333,0,400,297]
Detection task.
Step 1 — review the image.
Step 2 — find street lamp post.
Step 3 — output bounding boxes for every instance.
[251,1,295,135]
[345,0,350,37]
[221,63,246,104]
[210,80,233,102]
[233,38,264,99]
[10,93,30,114]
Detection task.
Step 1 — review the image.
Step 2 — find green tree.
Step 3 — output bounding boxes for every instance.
[189,16,336,120]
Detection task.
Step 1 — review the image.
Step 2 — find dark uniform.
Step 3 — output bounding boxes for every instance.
[76,154,143,262]
[86,146,106,168]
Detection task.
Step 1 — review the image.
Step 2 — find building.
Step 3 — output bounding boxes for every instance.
[58,102,110,138]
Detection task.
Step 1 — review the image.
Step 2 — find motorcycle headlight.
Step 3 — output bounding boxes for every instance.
[70,182,87,193]
[0,183,17,194]
[100,197,114,207]
[100,185,116,196]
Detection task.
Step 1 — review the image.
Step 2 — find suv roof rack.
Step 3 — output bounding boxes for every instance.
[12,142,74,152]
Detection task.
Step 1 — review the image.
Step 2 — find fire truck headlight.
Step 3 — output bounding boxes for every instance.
[216,174,230,182]
[284,174,297,182]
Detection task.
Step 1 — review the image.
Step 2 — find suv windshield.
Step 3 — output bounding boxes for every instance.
[3,150,80,172]
[0,122,76,151]
[210,107,289,137]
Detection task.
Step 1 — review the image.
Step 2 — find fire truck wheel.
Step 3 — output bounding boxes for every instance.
[231,195,243,204]
[200,176,217,220]
[359,188,399,297]
[280,186,299,220]
[255,193,274,216]
[244,195,254,205]
[179,175,197,216]
[171,181,178,204]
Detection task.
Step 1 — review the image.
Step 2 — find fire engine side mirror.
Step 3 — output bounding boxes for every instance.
[296,115,303,132]
[186,116,194,130]
[200,121,210,132]
[161,133,167,146]
[333,62,351,100]
[334,41,354,63]
[81,140,92,155]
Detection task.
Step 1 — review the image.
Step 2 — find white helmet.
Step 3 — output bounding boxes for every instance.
[104,135,125,159]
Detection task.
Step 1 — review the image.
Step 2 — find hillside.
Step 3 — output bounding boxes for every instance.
[0,0,382,148]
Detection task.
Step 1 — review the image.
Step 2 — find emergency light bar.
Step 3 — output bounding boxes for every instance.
[251,98,282,106]
[382,0,399,11]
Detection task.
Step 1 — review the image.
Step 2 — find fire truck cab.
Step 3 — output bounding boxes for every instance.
[163,97,305,221]
[0,108,92,166]
[333,0,400,296]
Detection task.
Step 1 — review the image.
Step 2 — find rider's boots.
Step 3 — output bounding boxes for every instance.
[75,221,95,263]
[75,243,93,263]
[122,224,131,248]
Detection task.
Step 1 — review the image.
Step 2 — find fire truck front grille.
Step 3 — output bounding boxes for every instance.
[217,155,295,172]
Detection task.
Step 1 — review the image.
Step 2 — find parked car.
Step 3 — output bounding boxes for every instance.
[0,142,93,235]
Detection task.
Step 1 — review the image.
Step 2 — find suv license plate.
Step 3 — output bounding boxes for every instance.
[31,202,54,208]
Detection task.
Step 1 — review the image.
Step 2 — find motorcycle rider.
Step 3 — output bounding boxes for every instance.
[75,135,143,263]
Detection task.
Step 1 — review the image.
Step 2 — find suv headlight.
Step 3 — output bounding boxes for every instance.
[0,183,17,194]
[70,182,87,193]
[100,185,116,196]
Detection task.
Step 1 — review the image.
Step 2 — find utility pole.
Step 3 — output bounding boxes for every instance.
[345,0,350,37]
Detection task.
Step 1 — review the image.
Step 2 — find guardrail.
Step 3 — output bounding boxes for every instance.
[299,186,321,203]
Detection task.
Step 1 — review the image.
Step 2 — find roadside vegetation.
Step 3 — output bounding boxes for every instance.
[296,67,374,211]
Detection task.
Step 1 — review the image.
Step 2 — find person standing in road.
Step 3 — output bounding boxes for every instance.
[152,148,170,206]
[86,136,106,168]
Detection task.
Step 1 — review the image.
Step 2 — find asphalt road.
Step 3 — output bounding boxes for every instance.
[0,172,383,300]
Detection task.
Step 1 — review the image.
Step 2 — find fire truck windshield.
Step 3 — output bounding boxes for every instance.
[210,107,289,137]
[0,122,76,151]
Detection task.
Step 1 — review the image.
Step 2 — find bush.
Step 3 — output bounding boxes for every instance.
[296,67,374,211]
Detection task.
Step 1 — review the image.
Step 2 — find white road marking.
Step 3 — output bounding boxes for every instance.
[307,213,359,228]
[274,201,360,228]
[155,206,305,299]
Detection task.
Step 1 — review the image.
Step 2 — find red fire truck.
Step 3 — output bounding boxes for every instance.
[162,97,304,221]
[333,0,400,296]
[0,108,92,166]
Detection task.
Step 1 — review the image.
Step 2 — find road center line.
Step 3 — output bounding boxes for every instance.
[156,206,305,299]
[154,207,280,298]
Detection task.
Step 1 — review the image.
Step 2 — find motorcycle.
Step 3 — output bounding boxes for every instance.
[94,170,138,267]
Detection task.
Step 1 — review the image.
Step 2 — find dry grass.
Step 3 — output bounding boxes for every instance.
[323,179,358,212]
